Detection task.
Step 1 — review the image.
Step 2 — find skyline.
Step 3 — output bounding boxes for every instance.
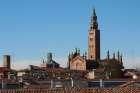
[0,0,140,69]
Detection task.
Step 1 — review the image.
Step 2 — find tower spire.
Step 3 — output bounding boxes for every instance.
[88,8,100,61]
[93,8,96,17]
[107,50,110,60]
[117,51,120,61]
[90,8,98,29]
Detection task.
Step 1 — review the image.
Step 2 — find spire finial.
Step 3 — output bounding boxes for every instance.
[120,53,123,63]
[117,51,120,60]
[107,50,110,60]
[78,48,80,54]
[75,48,78,53]
[42,58,45,63]
[113,52,116,59]
[93,7,96,17]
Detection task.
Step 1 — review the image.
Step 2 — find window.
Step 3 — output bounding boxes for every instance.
[90,38,93,41]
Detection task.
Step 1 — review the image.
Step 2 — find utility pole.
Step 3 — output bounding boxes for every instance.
[70,78,73,87]
[51,80,53,89]
[99,79,104,88]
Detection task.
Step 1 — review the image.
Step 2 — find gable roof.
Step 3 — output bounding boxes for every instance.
[71,55,85,63]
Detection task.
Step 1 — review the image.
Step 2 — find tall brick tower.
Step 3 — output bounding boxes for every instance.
[88,8,100,61]
[3,55,11,69]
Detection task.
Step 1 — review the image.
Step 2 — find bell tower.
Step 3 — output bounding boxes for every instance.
[88,8,100,61]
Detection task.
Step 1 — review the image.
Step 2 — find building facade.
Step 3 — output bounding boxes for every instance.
[68,48,86,70]
[68,8,124,71]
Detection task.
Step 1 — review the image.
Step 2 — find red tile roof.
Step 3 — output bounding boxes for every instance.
[0,88,140,93]
[41,67,65,73]
[95,68,105,73]
[0,79,18,83]
[0,67,10,73]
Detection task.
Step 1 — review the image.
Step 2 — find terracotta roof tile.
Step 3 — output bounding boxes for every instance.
[0,67,10,73]
[0,88,140,93]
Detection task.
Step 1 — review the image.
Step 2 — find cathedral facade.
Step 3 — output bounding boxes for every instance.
[68,48,86,70]
[68,9,124,71]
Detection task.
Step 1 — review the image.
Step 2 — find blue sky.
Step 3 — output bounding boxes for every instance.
[0,0,140,69]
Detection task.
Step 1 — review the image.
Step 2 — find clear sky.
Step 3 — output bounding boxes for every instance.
[0,0,140,69]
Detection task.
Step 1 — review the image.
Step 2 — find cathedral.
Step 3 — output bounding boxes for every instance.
[68,9,124,71]
[41,52,60,68]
